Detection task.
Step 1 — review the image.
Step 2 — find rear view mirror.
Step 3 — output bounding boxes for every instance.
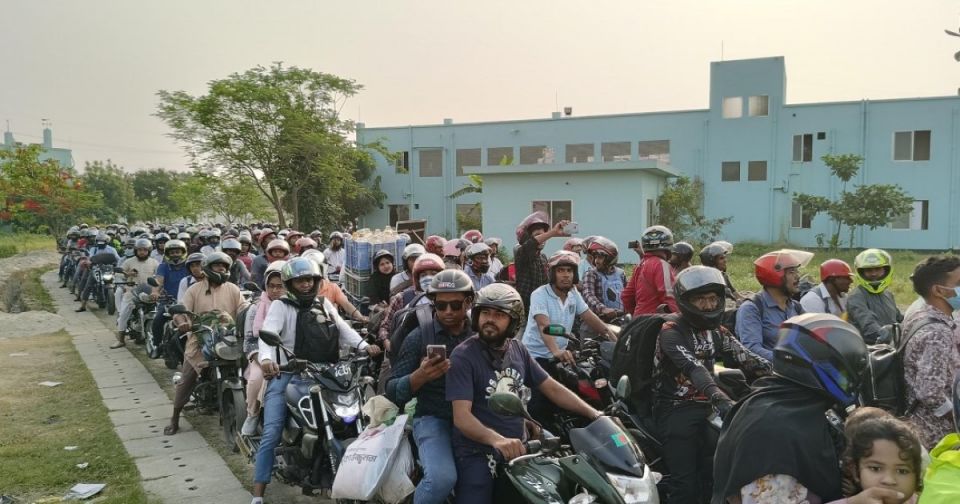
[113,267,125,274]
[488,391,525,417]
[243,282,260,292]
[147,277,159,287]
[167,304,189,315]
[259,330,282,346]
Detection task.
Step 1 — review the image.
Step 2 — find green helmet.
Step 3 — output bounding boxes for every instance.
[853,248,893,294]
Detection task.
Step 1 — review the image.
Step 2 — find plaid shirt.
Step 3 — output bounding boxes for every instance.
[515,237,548,310]
[377,288,411,342]
[581,266,626,314]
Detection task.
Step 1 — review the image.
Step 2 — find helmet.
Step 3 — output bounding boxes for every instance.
[265,239,291,257]
[562,238,584,253]
[461,229,483,244]
[258,228,276,248]
[175,232,190,241]
[412,253,445,291]
[185,252,205,267]
[671,242,695,262]
[427,269,475,298]
[309,230,323,240]
[154,232,170,243]
[79,223,88,229]
[329,231,344,241]
[106,228,116,237]
[425,235,447,256]
[164,239,188,262]
[820,259,853,282]
[373,249,394,268]
[287,230,304,242]
[515,211,551,243]
[674,266,727,330]
[281,257,322,304]
[640,225,673,253]
[198,229,211,241]
[699,242,729,267]
[278,229,289,239]
[483,237,502,249]
[547,250,581,284]
[773,313,869,408]
[221,238,242,253]
[853,249,893,294]
[401,243,426,265]
[134,238,152,250]
[299,249,328,278]
[754,249,814,288]
[264,260,286,284]
[67,227,79,238]
[95,232,109,244]
[238,232,252,245]
[471,283,525,338]
[586,236,619,267]
[442,240,462,258]
[465,242,491,259]
[201,251,233,285]
[294,237,318,255]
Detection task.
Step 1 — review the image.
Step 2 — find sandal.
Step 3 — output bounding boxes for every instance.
[163,424,179,436]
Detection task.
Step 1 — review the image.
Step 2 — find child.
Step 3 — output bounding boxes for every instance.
[830,416,922,504]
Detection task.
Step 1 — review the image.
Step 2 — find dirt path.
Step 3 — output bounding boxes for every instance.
[0,250,65,340]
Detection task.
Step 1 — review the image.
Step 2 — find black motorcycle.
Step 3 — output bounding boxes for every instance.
[90,262,117,315]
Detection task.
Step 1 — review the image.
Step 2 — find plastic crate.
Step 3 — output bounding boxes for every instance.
[341,269,373,299]
[344,236,409,275]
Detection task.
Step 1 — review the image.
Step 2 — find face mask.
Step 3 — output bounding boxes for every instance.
[942,286,960,311]
[419,274,434,292]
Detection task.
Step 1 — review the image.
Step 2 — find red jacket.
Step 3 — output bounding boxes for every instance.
[621,252,679,316]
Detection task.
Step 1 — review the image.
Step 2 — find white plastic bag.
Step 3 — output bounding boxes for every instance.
[332,414,408,500]
[377,435,415,504]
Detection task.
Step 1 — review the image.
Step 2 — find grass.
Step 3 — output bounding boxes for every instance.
[0,233,56,258]
[20,267,57,312]
[0,331,150,503]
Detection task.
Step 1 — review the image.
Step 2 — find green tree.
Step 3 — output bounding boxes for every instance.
[156,62,384,228]
[131,168,184,221]
[169,170,213,222]
[81,160,135,222]
[793,154,914,249]
[655,176,731,245]
[449,174,483,234]
[213,175,276,224]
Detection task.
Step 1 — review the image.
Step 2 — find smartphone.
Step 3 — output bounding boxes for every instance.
[426,344,447,360]
[563,222,579,235]
[627,240,641,250]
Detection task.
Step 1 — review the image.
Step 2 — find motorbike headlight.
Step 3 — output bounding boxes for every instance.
[568,493,597,504]
[102,274,114,282]
[606,472,658,504]
[331,393,360,421]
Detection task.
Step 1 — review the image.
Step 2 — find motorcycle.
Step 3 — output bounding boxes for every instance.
[242,330,376,495]
[146,277,184,367]
[489,389,660,503]
[90,262,117,315]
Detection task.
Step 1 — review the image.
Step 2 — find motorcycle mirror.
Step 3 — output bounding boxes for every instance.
[113,267,125,274]
[243,282,260,292]
[488,391,526,417]
[615,375,631,400]
[167,304,189,315]
[259,330,282,347]
[147,277,159,287]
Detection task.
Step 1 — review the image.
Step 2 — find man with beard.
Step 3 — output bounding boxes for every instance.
[113,238,159,348]
[323,231,346,277]
[736,249,811,361]
[446,283,602,504]
[464,242,496,290]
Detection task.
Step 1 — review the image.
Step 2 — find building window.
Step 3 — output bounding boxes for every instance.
[793,134,813,162]
[748,95,769,117]
[456,203,482,234]
[519,145,551,165]
[891,200,929,230]
[748,161,767,181]
[721,161,740,182]
[791,202,812,229]
[418,149,442,177]
[601,142,631,162]
[817,132,827,140]
[638,140,670,163]
[456,148,481,176]
[565,143,595,163]
[722,97,742,118]
[532,200,572,226]
[389,204,410,227]
[893,130,931,161]
[487,147,513,166]
[394,151,409,174]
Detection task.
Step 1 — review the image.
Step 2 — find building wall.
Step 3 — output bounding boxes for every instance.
[1,129,74,169]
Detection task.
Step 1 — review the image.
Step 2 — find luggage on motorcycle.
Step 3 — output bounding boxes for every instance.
[331,414,413,501]
[608,314,672,416]
[386,292,433,360]
[860,316,945,415]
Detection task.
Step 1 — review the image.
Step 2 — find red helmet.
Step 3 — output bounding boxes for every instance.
[819,259,853,282]
[412,253,445,291]
[547,250,581,284]
[286,230,304,241]
[562,238,584,253]
[425,235,447,256]
[442,240,462,258]
[586,236,619,265]
[515,211,550,243]
[754,249,814,288]
[461,229,483,243]
[295,237,318,255]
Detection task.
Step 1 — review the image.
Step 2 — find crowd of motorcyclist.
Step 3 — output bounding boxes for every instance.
[53,215,960,503]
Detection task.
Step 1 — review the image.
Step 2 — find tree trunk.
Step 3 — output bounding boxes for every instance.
[268,184,286,228]
[291,188,300,230]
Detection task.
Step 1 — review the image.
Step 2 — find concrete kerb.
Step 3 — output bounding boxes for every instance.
[39,272,250,503]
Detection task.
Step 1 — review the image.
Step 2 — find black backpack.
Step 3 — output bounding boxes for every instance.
[609,313,673,416]
[860,317,946,415]
[387,292,434,360]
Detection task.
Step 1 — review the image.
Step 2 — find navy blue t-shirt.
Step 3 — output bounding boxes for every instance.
[445,336,548,456]
[156,261,190,298]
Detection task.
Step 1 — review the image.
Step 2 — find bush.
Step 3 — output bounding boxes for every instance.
[0,245,16,259]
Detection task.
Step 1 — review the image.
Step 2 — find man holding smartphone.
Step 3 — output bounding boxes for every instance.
[514,211,571,312]
[385,269,476,504]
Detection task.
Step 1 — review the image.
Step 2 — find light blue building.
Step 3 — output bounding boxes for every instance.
[357,56,960,257]
[1,128,75,169]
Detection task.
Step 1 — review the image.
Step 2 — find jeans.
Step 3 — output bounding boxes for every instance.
[151,302,168,347]
[655,401,715,504]
[528,357,559,427]
[412,415,457,504]
[454,452,496,504]
[254,372,294,484]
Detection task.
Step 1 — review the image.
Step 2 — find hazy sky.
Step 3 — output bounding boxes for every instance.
[1,0,958,171]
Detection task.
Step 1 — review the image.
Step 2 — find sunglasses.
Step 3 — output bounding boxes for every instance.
[434,300,465,312]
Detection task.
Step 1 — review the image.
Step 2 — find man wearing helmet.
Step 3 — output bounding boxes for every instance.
[699,241,739,301]
[521,250,617,424]
[323,231,346,276]
[713,314,869,504]
[800,259,854,317]
[165,251,248,436]
[446,284,603,503]
[652,266,771,503]
[200,228,222,256]
[236,232,254,271]
[847,248,903,345]
[252,257,379,500]
[425,235,447,256]
[75,232,123,312]
[483,237,504,277]
[736,249,810,361]
[514,211,571,311]
[220,238,251,286]
[385,269,476,504]
[390,244,426,295]
[112,238,160,348]
[249,228,278,287]
[581,237,627,321]
[464,242,496,290]
[252,239,290,290]
[621,225,679,316]
[149,239,192,355]
[669,241,695,274]
[176,253,206,302]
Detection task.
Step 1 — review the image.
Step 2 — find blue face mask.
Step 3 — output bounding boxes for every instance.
[419,274,434,292]
[945,286,960,311]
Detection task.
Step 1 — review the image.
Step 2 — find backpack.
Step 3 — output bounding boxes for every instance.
[608,313,673,417]
[860,316,946,415]
[386,292,434,360]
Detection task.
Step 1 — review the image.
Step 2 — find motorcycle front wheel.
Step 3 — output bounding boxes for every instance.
[221,388,246,453]
[106,287,116,315]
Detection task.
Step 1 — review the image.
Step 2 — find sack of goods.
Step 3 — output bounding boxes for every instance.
[331,414,415,503]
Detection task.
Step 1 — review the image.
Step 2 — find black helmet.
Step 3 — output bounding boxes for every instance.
[699,242,729,267]
[471,283,525,338]
[281,257,322,305]
[671,241,694,262]
[640,225,673,253]
[674,266,726,330]
[427,269,475,298]
[201,251,233,285]
[773,313,869,408]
